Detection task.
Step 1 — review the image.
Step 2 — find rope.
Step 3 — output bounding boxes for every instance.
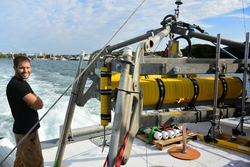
[145,133,148,167]
[103,131,130,167]
[205,32,238,59]
[153,39,163,54]
[75,112,100,125]
[242,0,247,34]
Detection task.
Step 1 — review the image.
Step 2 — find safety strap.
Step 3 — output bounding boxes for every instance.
[155,78,165,110]
[189,78,199,108]
[218,77,228,107]
[148,126,159,144]
[103,155,108,167]
[136,126,159,144]
[103,131,130,167]
[115,131,130,167]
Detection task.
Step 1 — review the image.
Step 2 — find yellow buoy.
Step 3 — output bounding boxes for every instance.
[100,67,111,126]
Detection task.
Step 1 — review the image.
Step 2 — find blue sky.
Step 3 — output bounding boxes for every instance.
[0,0,249,55]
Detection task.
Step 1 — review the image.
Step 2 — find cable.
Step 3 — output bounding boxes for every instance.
[0,1,146,165]
[205,32,238,59]
[145,133,148,167]
[153,39,163,54]
[75,112,100,125]
[174,35,193,58]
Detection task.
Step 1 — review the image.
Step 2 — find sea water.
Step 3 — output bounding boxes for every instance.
[0,59,250,145]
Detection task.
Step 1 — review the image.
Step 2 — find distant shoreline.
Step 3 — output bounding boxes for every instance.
[0,58,53,60]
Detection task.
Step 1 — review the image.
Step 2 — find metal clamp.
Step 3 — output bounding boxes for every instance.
[189,78,199,108]
[155,78,165,110]
[218,77,228,107]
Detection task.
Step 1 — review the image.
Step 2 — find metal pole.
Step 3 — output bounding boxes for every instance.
[106,31,154,53]
[240,32,250,133]
[212,34,221,140]
[107,50,132,167]
[144,26,171,52]
[54,52,84,167]
[181,123,187,153]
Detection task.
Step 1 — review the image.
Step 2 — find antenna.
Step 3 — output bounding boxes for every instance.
[175,0,183,18]
[175,0,183,5]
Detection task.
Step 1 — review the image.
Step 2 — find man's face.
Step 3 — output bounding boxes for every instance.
[14,61,31,81]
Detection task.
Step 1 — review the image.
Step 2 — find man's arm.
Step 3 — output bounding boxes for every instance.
[23,93,43,110]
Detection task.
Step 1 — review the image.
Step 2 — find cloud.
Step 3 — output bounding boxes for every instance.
[225,13,250,18]
[0,0,249,54]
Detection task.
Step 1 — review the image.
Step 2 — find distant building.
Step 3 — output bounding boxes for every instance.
[22,53,28,57]
[44,54,63,60]
[44,54,54,59]
[28,52,45,59]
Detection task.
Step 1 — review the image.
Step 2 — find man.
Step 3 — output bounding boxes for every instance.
[6,56,44,167]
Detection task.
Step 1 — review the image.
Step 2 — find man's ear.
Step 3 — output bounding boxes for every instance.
[13,66,16,71]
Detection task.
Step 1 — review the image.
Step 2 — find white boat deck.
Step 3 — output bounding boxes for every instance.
[42,122,250,167]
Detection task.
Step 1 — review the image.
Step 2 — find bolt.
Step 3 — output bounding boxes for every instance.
[173,66,180,72]
[211,67,216,72]
[116,63,122,70]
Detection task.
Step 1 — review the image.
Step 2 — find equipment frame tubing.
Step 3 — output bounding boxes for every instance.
[187,30,244,49]
[54,54,84,167]
[106,31,154,53]
[120,77,133,140]
[145,26,171,51]
[119,77,133,163]
[212,34,221,140]
[240,32,250,133]
[108,56,132,167]
[139,107,250,127]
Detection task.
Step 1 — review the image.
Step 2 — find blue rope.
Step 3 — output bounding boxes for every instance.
[153,39,163,53]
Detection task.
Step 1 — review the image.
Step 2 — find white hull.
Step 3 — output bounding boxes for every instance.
[41,122,250,167]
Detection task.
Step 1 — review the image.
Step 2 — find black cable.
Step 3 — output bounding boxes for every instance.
[174,35,193,58]
[160,14,177,27]
[103,55,116,66]
[117,88,140,94]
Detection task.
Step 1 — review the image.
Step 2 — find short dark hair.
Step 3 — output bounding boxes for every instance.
[13,56,30,67]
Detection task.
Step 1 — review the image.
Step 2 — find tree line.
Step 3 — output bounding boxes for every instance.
[152,44,247,59]
[0,44,247,59]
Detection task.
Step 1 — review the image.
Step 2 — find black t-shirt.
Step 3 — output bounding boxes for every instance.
[6,76,40,134]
